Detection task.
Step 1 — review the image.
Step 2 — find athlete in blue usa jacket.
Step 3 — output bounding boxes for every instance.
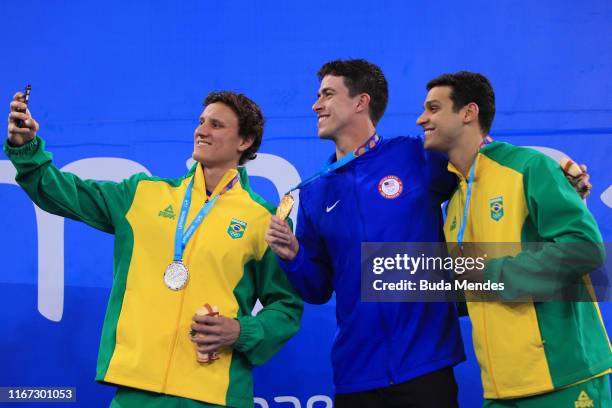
[267,60,464,407]
[280,135,463,392]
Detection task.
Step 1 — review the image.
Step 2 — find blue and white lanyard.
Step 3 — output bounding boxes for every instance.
[456,136,493,249]
[286,132,380,194]
[173,175,238,261]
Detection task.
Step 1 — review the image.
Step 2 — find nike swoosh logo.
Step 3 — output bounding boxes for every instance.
[326,200,340,213]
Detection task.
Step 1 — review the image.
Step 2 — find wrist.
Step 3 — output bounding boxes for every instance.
[289,241,299,260]
[4,135,39,157]
[232,318,241,344]
[280,248,298,262]
[6,137,25,148]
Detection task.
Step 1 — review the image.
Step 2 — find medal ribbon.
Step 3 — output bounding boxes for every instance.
[173,174,239,261]
[286,132,381,194]
[456,136,494,250]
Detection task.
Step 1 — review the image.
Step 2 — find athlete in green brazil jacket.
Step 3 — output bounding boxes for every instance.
[417,71,611,407]
[5,91,303,408]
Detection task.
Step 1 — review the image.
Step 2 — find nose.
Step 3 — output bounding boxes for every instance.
[195,122,210,136]
[416,111,427,126]
[312,97,323,113]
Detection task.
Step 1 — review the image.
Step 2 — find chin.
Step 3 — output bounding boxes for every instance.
[318,129,334,140]
[423,139,442,152]
[192,151,205,163]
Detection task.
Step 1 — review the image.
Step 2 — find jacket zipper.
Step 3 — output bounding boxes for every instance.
[352,164,395,385]
[161,285,188,392]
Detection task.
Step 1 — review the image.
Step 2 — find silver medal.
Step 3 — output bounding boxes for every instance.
[164,261,189,291]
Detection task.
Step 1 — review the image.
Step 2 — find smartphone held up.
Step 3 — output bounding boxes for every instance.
[14,84,31,128]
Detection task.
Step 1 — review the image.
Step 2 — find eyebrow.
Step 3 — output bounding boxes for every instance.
[424,99,441,107]
[199,116,225,126]
[317,87,335,97]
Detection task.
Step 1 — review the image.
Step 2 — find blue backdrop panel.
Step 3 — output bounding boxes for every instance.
[0,1,611,407]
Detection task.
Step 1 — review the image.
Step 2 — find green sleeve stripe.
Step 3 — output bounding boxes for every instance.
[226,259,257,406]
[96,217,136,380]
[227,249,303,405]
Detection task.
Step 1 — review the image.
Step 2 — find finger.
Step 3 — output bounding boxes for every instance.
[268,219,287,232]
[577,182,591,193]
[266,236,292,247]
[12,92,25,101]
[267,226,285,237]
[9,116,37,131]
[268,240,292,251]
[271,217,293,234]
[191,322,221,335]
[9,111,28,122]
[26,117,38,131]
[266,226,291,239]
[10,100,28,112]
[8,124,32,135]
[191,322,209,333]
[266,229,291,241]
[269,216,284,227]
[580,164,588,172]
[197,343,221,353]
[576,174,591,188]
[279,222,294,236]
[567,176,580,187]
[192,314,218,324]
[190,333,207,343]
[195,336,220,347]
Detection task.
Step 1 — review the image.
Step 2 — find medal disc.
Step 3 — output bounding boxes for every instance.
[164,261,189,290]
[275,194,294,220]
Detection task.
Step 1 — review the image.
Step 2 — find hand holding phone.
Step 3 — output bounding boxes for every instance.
[8,85,38,147]
[14,84,31,128]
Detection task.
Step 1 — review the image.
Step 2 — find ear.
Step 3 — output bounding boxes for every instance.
[355,93,371,113]
[463,102,480,125]
[237,135,255,153]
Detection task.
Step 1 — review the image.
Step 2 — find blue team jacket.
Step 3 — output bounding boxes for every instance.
[279,136,465,394]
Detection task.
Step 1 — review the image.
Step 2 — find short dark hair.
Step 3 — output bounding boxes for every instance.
[317,59,388,126]
[203,91,264,165]
[426,71,496,134]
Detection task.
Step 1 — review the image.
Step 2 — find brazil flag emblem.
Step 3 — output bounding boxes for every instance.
[489,196,504,221]
[227,218,247,239]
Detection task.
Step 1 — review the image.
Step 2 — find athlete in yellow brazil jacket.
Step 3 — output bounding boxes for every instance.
[418,71,611,408]
[5,90,303,408]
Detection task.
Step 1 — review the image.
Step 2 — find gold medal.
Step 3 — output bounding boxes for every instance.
[275,194,294,220]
